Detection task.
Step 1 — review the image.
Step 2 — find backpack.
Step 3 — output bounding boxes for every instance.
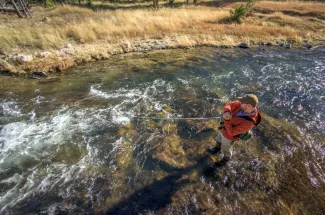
[236,113,262,140]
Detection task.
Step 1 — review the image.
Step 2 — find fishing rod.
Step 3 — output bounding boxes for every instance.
[132,116,221,120]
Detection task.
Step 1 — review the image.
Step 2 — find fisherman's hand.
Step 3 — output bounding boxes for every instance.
[223,112,232,121]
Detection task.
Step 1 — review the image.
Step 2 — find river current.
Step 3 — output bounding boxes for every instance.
[0,47,325,214]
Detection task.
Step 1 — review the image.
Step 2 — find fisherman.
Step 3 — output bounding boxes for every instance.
[207,94,261,167]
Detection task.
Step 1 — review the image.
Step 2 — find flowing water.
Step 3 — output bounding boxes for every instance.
[0,47,325,214]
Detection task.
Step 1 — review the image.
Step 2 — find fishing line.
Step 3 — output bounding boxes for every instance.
[132,116,221,120]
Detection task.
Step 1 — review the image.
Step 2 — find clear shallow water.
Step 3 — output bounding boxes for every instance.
[0,47,325,214]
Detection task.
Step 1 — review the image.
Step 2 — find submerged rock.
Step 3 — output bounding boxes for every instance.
[52,144,87,165]
[178,119,218,139]
[38,77,60,84]
[162,123,178,134]
[118,123,136,136]
[115,140,133,168]
[151,134,190,169]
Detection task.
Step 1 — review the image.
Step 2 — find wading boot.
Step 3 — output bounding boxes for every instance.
[206,142,221,154]
[214,156,230,167]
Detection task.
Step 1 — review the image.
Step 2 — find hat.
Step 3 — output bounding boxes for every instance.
[238,94,259,107]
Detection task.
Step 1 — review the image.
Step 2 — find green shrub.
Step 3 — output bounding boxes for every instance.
[230,4,246,23]
[45,0,55,8]
[230,0,256,23]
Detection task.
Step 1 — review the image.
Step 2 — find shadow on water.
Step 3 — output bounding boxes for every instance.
[105,155,215,215]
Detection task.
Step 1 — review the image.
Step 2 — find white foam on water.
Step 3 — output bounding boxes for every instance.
[0,100,139,211]
[0,100,22,117]
[88,79,175,125]
[110,106,132,125]
[0,110,75,163]
[241,66,253,78]
[177,78,190,86]
[0,157,88,213]
[89,85,143,100]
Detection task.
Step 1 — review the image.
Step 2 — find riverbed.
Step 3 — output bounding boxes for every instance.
[1,47,325,214]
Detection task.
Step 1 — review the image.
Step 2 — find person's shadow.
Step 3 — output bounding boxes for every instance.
[105,155,216,215]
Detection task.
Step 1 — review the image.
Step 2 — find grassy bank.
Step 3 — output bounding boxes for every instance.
[0,1,324,74]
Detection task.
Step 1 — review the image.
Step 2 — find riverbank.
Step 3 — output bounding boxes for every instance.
[0,1,324,75]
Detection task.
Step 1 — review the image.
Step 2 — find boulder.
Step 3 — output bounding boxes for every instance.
[238,43,250,49]
[40,52,52,58]
[276,40,285,47]
[29,71,48,79]
[11,54,33,63]
[265,42,273,46]
[303,41,313,49]
[121,43,130,53]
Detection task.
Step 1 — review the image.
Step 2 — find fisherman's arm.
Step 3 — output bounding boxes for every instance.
[223,101,241,120]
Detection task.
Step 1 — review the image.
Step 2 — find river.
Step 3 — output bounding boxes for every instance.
[1,47,325,214]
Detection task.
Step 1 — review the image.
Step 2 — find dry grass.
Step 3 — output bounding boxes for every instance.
[253,1,325,20]
[255,1,325,13]
[0,5,230,52]
[0,1,324,55]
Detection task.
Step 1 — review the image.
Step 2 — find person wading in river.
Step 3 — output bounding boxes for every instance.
[207,94,261,167]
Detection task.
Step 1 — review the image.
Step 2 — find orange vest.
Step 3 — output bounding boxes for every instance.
[221,100,261,141]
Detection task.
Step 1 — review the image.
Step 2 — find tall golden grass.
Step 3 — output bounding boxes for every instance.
[0,6,230,51]
[0,1,324,53]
